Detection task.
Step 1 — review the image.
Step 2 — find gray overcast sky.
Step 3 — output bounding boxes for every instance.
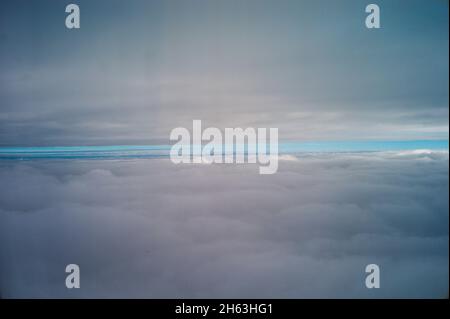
[0,0,448,146]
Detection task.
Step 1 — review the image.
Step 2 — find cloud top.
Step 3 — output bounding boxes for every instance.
[0,151,448,298]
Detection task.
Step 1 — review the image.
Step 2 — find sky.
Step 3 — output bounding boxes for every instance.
[0,0,448,146]
[0,1,448,299]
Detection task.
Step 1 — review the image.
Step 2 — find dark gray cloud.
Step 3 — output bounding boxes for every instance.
[0,0,448,145]
[0,152,448,298]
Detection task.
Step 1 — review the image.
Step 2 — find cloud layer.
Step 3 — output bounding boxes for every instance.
[1,0,448,145]
[0,151,448,298]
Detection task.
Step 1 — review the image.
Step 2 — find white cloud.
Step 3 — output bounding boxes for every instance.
[0,152,448,298]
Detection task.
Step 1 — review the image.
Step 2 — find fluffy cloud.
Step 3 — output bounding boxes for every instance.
[0,151,448,298]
